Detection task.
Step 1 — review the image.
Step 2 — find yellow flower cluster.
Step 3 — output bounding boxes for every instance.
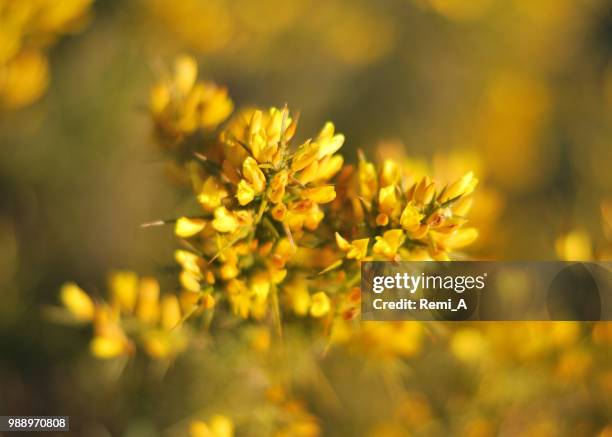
[58,55,480,358]
[0,0,92,110]
[171,103,343,321]
[59,271,189,359]
[334,153,478,262]
[150,55,233,142]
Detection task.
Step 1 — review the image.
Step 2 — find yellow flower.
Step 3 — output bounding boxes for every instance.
[310,292,331,318]
[173,55,198,95]
[90,336,129,359]
[175,217,206,238]
[160,295,182,330]
[378,185,401,218]
[335,233,369,260]
[135,277,160,324]
[451,328,487,363]
[0,51,49,110]
[399,202,424,232]
[236,179,257,205]
[197,176,228,211]
[314,155,344,182]
[212,206,240,233]
[452,196,473,216]
[268,169,288,204]
[439,171,478,203]
[0,0,92,110]
[180,269,202,292]
[555,230,592,261]
[373,229,405,260]
[271,203,287,221]
[60,282,95,321]
[225,107,294,165]
[380,159,400,186]
[175,250,202,274]
[314,121,345,159]
[301,186,336,204]
[227,279,252,319]
[250,271,271,302]
[285,201,324,231]
[190,415,234,437]
[242,156,266,192]
[151,55,233,136]
[90,305,132,358]
[291,141,319,172]
[296,160,319,185]
[432,227,478,252]
[199,85,234,129]
[413,177,436,205]
[359,159,378,202]
[284,277,311,316]
[142,324,189,359]
[108,270,138,314]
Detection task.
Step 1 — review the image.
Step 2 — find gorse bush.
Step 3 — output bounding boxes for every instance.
[58,55,479,360]
[51,54,612,437]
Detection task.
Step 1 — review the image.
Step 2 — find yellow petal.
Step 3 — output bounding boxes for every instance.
[0,51,49,109]
[108,270,138,314]
[378,185,400,217]
[135,277,160,324]
[310,292,331,318]
[348,238,369,260]
[316,122,344,158]
[271,203,287,221]
[555,230,592,261]
[314,155,344,182]
[400,202,424,232]
[291,140,319,171]
[440,171,478,203]
[268,170,288,204]
[242,157,266,192]
[437,228,478,249]
[175,250,202,273]
[359,159,378,202]
[301,186,336,204]
[213,207,240,233]
[452,196,473,216]
[173,55,197,95]
[250,272,270,302]
[175,217,206,238]
[150,83,170,115]
[197,176,228,211]
[210,415,234,437]
[373,229,405,260]
[60,282,94,321]
[297,160,319,185]
[335,232,351,251]
[380,160,400,186]
[161,295,182,329]
[236,180,256,205]
[270,268,287,284]
[286,277,311,316]
[180,269,202,292]
[90,336,127,359]
[200,86,233,128]
[190,420,213,437]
